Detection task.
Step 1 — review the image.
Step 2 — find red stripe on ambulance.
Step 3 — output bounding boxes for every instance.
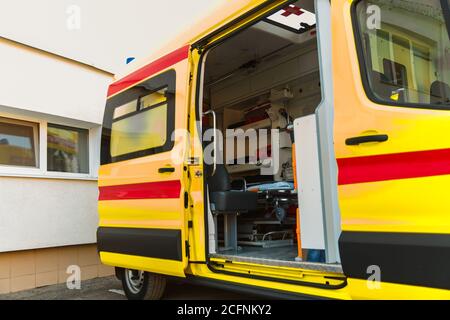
[337,148,450,185]
[107,45,190,97]
[99,180,181,200]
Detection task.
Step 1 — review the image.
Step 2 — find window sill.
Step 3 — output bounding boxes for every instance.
[0,171,98,181]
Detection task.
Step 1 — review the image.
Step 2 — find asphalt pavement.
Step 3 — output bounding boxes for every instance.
[0,276,261,300]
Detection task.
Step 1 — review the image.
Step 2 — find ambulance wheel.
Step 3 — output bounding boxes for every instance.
[121,269,166,300]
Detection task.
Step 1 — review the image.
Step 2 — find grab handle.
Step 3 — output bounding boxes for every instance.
[158,167,175,174]
[345,134,389,146]
[202,110,217,176]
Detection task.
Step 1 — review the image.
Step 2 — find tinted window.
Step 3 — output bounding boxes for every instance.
[111,99,167,158]
[354,0,450,109]
[101,70,176,164]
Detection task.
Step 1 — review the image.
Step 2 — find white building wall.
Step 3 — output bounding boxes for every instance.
[0,0,224,73]
[0,178,99,252]
[0,37,113,252]
[0,37,111,124]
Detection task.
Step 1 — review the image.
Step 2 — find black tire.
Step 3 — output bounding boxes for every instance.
[120,269,166,300]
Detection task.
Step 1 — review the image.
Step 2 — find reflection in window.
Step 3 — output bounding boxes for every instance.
[140,88,167,109]
[47,124,89,174]
[0,118,38,167]
[112,88,168,120]
[355,0,450,107]
[101,70,176,165]
[113,100,138,119]
[110,104,167,158]
[110,87,169,158]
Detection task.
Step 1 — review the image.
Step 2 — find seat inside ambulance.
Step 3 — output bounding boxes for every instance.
[200,0,335,268]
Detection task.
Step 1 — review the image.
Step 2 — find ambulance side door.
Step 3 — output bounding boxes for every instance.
[333,0,450,294]
[97,46,192,278]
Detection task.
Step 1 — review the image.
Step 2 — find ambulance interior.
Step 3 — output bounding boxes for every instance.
[200,1,338,270]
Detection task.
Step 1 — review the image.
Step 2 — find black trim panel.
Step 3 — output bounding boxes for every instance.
[442,0,450,41]
[339,231,450,290]
[97,227,182,261]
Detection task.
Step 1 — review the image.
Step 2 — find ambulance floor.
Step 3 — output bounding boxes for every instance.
[211,246,343,273]
[233,245,298,261]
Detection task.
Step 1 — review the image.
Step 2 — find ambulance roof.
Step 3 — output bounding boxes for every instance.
[113,0,316,82]
[113,0,265,81]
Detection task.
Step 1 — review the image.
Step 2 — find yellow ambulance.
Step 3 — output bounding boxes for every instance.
[97,0,450,299]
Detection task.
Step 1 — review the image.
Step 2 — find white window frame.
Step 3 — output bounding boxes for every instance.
[0,112,99,181]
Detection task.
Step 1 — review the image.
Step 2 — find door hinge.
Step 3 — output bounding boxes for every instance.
[187,157,200,165]
[192,44,205,55]
[184,192,189,209]
[185,240,190,258]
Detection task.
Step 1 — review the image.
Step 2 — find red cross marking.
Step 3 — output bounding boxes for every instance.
[281,5,303,17]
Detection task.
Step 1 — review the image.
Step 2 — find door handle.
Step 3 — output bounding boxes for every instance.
[345,134,389,146]
[158,167,175,173]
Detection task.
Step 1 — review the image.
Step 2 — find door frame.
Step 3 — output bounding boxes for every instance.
[313,0,341,264]
[192,0,341,269]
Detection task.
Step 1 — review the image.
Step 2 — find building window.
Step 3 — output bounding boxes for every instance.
[47,124,89,174]
[0,117,39,168]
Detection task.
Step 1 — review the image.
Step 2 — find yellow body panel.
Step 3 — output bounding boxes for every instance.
[332,0,450,234]
[340,175,450,234]
[100,252,186,278]
[98,0,450,299]
[99,199,184,229]
[113,0,283,82]
[330,0,450,299]
[98,59,191,277]
[345,279,450,300]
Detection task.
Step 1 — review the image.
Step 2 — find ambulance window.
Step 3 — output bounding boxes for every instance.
[140,88,168,108]
[353,0,450,109]
[110,103,168,158]
[113,100,138,119]
[101,70,176,164]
